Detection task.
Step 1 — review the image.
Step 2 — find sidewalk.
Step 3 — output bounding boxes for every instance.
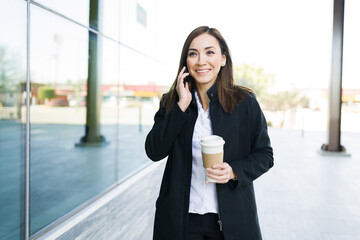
[99,127,360,240]
[256,128,360,240]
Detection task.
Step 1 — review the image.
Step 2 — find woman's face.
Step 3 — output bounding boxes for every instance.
[186,33,226,89]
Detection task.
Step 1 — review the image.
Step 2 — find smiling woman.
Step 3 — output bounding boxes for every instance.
[145,26,274,240]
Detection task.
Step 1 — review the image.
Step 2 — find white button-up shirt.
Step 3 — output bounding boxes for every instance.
[188,91,219,214]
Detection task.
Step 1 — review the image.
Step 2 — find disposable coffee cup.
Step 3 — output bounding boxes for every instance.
[200,135,225,182]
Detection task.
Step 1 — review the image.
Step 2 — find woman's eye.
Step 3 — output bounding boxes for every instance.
[207,51,215,55]
[188,52,197,57]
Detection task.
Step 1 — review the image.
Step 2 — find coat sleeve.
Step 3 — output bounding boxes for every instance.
[228,94,274,189]
[145,101,189,161]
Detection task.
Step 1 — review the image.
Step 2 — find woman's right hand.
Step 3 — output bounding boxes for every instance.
[176,66,192,112]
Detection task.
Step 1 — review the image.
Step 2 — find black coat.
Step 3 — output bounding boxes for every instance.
[145,84,274,240]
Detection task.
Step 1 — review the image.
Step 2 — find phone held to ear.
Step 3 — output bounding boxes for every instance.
[183,67,188,87]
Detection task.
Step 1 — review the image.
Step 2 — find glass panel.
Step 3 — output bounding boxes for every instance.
[117,45,163,178]
[99,37,120,181]
[29,5,117,234]
[35,0,120,39]
[116,0,174,178]
[0,0,27,239]
[119,1,157,56]
[34,0,89,28]
[102,0,120,40]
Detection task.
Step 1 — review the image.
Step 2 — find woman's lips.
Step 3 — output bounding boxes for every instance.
[195,69,211,74]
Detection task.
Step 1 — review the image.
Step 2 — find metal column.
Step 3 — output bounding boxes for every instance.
[320,0,349,156]
[25,1,31,240]
[76,0,108,147]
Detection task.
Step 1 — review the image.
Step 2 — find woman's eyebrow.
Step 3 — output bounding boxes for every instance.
[188,46,215,52]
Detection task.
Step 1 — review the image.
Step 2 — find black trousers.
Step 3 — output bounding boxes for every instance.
[188,213,224,240]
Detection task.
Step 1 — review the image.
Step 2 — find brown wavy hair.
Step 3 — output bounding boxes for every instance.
[162,26,252,114]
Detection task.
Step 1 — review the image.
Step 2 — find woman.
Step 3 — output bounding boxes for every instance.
[145,26,274,240]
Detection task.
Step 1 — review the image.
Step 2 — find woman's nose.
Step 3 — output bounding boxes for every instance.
[197,53,206,65]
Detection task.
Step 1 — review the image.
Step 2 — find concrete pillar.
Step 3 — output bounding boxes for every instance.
[320,0,349,156]
[76,0,108,146]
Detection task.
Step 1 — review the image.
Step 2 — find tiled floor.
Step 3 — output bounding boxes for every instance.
[106,127,360,240]
[109,127,360,240]
[256,128,360,240]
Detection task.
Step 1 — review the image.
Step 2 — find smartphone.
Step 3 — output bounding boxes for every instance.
[183,67,189,87]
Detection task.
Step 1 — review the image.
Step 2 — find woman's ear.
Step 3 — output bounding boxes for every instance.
[221,55,226,67]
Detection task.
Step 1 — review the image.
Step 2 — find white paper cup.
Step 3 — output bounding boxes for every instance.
[200,135,225,182]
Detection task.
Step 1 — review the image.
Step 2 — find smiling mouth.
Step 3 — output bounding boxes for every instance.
[196,69,211,73]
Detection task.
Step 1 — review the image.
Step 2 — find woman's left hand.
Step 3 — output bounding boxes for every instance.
[206,163,237,184]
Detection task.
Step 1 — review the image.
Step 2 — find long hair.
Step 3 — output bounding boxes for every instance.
[162,26,252,114]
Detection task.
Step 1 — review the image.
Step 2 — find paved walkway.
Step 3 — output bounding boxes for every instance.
[104,127,360,240]
[255,128,360,240]
[103,127,360,240]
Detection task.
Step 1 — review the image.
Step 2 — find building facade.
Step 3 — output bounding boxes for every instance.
[0,0,175,239]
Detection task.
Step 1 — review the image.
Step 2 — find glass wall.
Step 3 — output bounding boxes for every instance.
[1,0,163,239]
[29,4,114,234]
[28,0,154,237]
[0,0,26,239]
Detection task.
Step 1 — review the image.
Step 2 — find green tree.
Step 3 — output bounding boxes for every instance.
[234,63,309,128]
[0,46,24,119]
[234,63,274,100]
[38,86,56,102]
[262,90,309,127]
[0,46,22,91]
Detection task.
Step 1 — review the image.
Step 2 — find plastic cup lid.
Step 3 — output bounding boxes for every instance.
[200,135,225,147]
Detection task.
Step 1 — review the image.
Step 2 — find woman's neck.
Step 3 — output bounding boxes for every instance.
[196,83,211,111]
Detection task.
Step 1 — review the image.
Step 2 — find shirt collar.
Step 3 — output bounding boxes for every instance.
[192,82,218,106]
[194,91,204,112]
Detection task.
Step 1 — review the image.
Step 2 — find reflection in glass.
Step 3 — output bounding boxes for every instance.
[1,0,172,237]
[34,0,89,28]
[30,5,118,234]
[28,0,160,235]
[0,0,26,239]
[77,0,106,146]
[102,0,120,40]
[117,45,163,178]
